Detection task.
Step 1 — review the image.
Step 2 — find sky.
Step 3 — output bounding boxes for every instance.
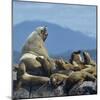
[13,1,97,38]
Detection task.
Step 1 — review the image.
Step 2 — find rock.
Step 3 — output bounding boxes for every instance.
[13,88,29,99]
[68,81,97,96]
[79,81,97,94]
[52,85,65,96]
[13,71,17,80]
[30,82,65,98]
[13,80,43,99]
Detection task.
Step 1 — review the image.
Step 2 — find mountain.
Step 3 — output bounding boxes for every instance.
[13,20,96,55]
[13,49,96,64]
[52,49,97,61]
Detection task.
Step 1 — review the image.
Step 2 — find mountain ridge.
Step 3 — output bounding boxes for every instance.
[13,20,96,55]
[13,49,96,64]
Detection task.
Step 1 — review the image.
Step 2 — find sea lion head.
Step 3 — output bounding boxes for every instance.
[83,51,91,64]
[50,73,67,88]
[36,26,48,41]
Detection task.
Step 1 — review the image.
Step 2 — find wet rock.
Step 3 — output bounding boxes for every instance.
[30,82,65,98]
[68,81,97,96]
[13,88,29,99]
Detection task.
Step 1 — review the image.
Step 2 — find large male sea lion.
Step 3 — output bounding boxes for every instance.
[16,26,55,89]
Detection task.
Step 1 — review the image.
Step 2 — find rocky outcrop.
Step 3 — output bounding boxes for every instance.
[68,81,97,95]
[13,51,97,99]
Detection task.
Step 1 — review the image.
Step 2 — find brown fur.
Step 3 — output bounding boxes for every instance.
[55,59,82,71]
[36,57,56,76]
[70,51,83,65]
[50,71,96,88]
[83,51,96,66]
[16,27,52,90]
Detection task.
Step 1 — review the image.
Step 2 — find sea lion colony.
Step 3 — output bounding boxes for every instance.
[13,26,97,97]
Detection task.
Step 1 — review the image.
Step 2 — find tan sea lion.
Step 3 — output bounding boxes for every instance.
[16,26,55,90]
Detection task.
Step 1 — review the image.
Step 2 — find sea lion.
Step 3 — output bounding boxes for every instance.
[50,71,96,89]
[16,26,54,89]
[83,51,96,66]
[69,50,83,66]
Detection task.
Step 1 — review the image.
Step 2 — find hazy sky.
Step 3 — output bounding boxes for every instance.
[13,1,96,37]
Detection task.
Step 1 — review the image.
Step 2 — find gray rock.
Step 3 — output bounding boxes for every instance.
[12,71,17,80]
[68,81,97,96]
[13,88,29,99]
[30,82,65,98]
